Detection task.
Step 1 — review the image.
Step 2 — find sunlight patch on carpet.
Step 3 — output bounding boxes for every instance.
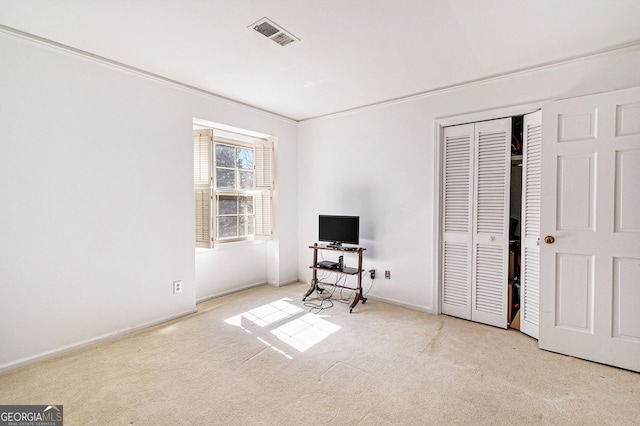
[271,313,341,352]
[224,298,302,328]
[224,298,341,354]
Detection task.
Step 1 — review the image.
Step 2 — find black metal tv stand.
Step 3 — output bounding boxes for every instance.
[303,243,367,313]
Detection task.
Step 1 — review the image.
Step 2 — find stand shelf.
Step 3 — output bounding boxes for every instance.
[303,244,367,313]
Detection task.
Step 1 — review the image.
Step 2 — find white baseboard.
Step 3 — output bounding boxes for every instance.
[196,281,267,304]
[365,294,433,314]
[196,279,302,303]
[0,308,198,375]
[273,279,300,287]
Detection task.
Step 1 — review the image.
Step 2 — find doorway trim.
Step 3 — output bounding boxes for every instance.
[432,101,543,315]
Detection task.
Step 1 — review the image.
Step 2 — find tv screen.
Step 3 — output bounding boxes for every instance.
[318,215,359,246]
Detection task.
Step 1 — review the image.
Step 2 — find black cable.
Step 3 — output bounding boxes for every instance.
[337,274,355,304]
[363,273,374,296]
[303,283,335,312]
[306,259,374,312]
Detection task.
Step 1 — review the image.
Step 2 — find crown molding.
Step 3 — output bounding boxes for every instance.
[299,39,640,123]
[0,24,298,124]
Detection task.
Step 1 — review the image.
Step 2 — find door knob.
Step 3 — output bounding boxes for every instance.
[544,235,555,244]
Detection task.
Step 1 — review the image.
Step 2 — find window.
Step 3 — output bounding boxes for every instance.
[194,129,272,247]
[215,143,255,240]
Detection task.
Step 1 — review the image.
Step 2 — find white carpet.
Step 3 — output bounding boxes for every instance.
[1,282,638,425]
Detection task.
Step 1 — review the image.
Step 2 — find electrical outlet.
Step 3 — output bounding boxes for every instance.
[370,269,376,279]
[173,280,183,294]
[385,270,391,279]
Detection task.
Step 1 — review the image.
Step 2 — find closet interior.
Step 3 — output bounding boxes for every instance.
[508,116,523,329]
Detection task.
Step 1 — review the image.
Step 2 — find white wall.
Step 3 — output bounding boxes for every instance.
[2,25,638,372]
[0,31,298,371]
[298,46,640,312]
[195,244,267,301]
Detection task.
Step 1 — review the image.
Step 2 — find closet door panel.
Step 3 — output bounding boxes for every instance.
[442,124,474,320]
[471,118,511,328]
[520,111,542,338]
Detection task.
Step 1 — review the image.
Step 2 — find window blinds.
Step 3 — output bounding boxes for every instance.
[194,129,213,248]
[254,140,274,239]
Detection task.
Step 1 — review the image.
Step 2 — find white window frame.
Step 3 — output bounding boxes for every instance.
[194,129,273,248]
[213,138,256,243]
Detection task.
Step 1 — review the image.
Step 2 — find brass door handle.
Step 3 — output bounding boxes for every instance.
[544,235,555,244]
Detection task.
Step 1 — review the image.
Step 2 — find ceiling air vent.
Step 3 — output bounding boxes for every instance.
[249,18,299,47]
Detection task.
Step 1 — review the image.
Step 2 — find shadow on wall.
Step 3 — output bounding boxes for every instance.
[333,185,388,258]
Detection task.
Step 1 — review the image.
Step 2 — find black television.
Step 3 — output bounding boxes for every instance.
[318,215,359,247]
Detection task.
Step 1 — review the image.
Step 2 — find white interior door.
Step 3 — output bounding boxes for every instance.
[471,118,511,328]
[520,111,542,339]
[442,123,474,320]
[539,86,640,372]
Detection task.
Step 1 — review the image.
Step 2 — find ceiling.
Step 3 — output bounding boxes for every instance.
[1,0,640,121]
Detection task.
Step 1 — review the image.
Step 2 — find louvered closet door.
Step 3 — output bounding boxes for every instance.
[471,118,511,328]
[520,111,542,338]
[441,124,474,320]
